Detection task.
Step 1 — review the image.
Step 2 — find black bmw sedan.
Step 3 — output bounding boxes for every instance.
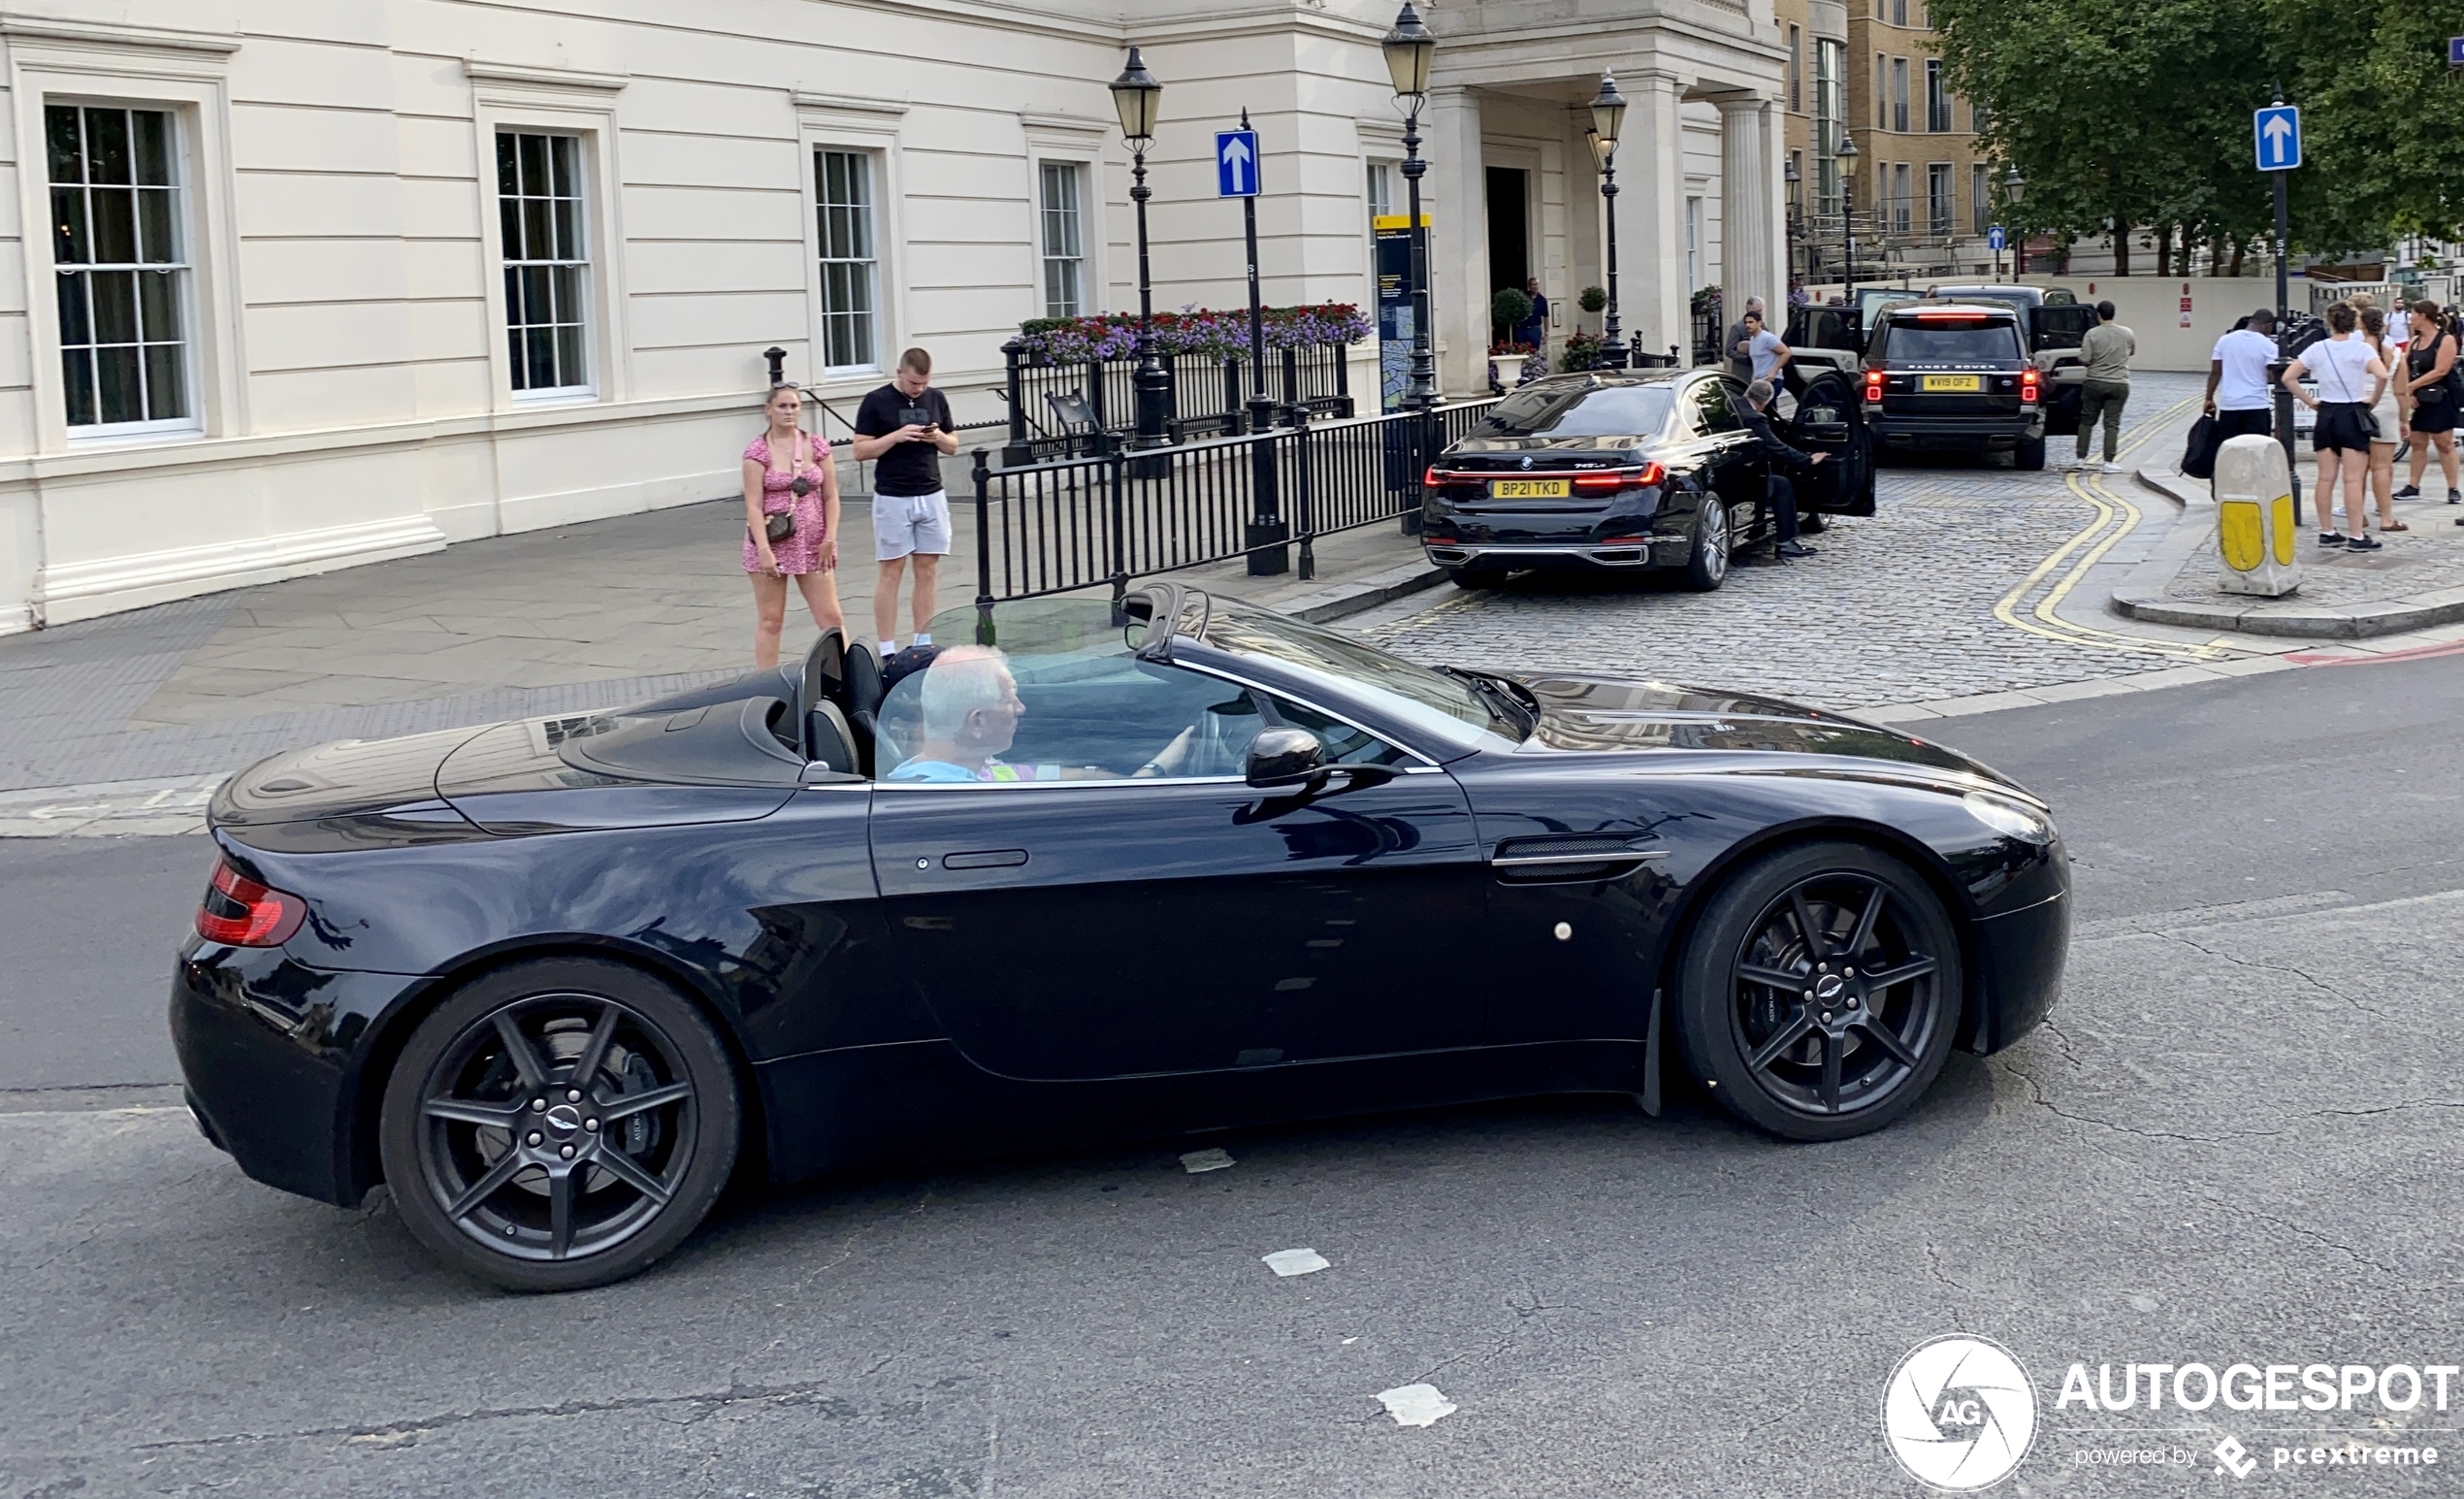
[1421,366,1875,591]
[175,588,2066,1290]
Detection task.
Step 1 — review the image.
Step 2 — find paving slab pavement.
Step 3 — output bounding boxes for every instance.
[0,491,1440,799]
[2113,449,2464,637]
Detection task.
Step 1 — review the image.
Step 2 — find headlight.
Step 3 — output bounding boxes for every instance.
[1963,791,2055,845]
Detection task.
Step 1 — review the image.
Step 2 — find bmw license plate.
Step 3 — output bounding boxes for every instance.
[1921,375,1982,393]
[1488,478,1569,499]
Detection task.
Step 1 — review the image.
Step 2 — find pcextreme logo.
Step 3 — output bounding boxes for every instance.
[1882,1335,2040,1491]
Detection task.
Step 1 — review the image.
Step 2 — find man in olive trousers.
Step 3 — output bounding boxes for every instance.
[2072,300,2135,473]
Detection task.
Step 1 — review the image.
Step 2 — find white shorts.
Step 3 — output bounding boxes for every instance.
[873,489,952,561]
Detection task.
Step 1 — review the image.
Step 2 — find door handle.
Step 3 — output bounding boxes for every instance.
[941,849,1028,870]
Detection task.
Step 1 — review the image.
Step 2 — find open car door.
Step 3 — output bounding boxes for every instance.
[1784,369,1873,516]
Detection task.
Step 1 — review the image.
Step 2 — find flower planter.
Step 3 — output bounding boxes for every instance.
[1490,353,1530,391]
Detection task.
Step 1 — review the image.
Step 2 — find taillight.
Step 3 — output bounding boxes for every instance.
[1572,461,1668,493]
[1864,370,1886,404]
[2020,368,2042,403]
[197,859,307,947]
[1423,466,1443,489]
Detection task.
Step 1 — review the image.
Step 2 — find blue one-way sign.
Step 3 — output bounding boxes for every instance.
[2450,35,2464,68]
[1987,225,2005,251]
[2254,105,2301,172]
[1215,129,1260,198]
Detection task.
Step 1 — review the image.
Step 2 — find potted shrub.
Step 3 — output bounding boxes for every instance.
[1489,286,1536,389]
[1578,284,1607,332]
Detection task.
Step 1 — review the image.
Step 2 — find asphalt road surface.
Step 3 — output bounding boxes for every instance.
[5,651,2460,1497]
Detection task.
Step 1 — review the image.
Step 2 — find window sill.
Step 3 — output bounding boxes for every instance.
[508,387,600,407]
[65,423,206,452]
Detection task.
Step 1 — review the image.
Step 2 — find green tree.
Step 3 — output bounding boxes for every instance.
[1930,0,2456,267]
[2273,0,2464,252]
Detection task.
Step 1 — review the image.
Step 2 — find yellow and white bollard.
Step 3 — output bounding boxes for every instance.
[2214,434,2300,598]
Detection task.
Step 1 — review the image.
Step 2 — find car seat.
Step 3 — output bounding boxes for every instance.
[805,698,859,775]
[840,640,885,775]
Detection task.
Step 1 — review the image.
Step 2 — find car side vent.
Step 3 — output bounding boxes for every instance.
[1489,833,1669,884]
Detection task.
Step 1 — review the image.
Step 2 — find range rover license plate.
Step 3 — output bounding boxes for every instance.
[1921,375,1982,392]
[1488,478,1569,499]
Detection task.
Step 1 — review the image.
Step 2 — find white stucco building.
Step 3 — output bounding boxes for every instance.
[0,0,1783,632]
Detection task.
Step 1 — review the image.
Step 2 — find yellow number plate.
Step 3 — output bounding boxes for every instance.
[1921,375,1983,392]
[1488,478,1569,499]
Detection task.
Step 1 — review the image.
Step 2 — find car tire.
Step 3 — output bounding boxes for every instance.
[1673,840,1961,1143]
[379,957,742,1292]
[1680,496,1730,592]
[1447,566,1508,590]
[2014,435,2047,471]
[1798,513,1827,536]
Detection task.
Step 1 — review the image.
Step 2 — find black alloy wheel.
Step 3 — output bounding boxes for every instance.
[1676,841,1961,1142]
[379,958,740,1291]
[1797,513,1827,536]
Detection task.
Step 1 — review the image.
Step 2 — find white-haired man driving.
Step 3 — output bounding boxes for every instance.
[885,646,1043,782]
[885,646,1132,783]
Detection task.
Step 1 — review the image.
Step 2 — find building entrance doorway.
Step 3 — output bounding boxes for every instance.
[1484,165,1530,344]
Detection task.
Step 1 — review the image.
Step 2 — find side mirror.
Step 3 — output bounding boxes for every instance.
[1245,728,1326,790]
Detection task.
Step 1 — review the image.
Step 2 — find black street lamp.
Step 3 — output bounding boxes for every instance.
[1382,4,1438,410]
[1835,132,1860,309]
[1109,48,1168,452]
[1587,71,1628,369]
[1783,155,1801,291]
[2001,166,2026,278]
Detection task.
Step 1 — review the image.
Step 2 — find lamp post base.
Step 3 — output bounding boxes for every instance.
[1245,518,1292,575]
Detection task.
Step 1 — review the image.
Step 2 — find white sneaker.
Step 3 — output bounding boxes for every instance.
[2102,462,2126,473]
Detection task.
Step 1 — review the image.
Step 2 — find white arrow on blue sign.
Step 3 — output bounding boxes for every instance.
[1987,225,2006,251]
[2253,105,2301,172]
[1216,129,1260,198]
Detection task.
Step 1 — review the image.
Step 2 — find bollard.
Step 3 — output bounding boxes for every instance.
[2213,434,2300,598]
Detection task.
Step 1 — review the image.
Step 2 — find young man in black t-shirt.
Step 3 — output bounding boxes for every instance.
[851,347,960,660]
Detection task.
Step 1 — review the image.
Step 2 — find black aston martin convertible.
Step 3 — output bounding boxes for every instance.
[174,587,2068,1290]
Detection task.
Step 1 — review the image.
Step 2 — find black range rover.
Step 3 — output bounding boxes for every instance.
[1862,300,2048,469]
[1420,367,1873,591]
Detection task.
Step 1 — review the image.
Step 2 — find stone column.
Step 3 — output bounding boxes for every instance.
[1761,97,1790,302]
[1422,85,1486,397]
[1627,72,1687,366]
[1719,95,1777,331]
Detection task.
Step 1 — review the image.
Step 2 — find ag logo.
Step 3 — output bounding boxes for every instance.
[1881,1335,2038,1490]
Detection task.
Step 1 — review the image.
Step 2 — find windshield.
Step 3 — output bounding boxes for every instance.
[1859,289,1922,323]
[1477,381,1677,440]
[1196,599,1509,749]
[1878,317,2022,363]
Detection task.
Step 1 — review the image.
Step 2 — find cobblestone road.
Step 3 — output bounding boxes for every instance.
[1365,378,2215,711]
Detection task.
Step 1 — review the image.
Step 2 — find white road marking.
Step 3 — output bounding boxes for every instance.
[1179,1148,1234,1174]
[1261,1248,1328,1277]
[1376,1384,1457,1427]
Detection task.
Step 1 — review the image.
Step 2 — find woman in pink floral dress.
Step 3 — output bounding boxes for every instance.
[741,383,843,668]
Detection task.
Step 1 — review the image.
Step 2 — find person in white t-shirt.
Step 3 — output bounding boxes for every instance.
[2204,309,2280,449]
[2283,302,2388,550]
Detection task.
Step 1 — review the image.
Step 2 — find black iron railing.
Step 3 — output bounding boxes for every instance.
[996,339,1356,467]
[969,397,1500,613]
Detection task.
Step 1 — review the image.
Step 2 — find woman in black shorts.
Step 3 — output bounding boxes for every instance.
[2284,302,2387,549]
[2395,301,2460,508]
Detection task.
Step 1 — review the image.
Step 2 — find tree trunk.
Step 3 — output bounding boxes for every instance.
[2154,223,2173,280]
[2112,218,2131,277]
[2229,238,2246,277]
[2210,235,2227,277]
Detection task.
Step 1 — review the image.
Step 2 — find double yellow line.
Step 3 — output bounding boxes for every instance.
[1989,395,2234,661]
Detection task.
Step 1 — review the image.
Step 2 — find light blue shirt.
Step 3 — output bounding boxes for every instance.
[885,757,1059,783]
